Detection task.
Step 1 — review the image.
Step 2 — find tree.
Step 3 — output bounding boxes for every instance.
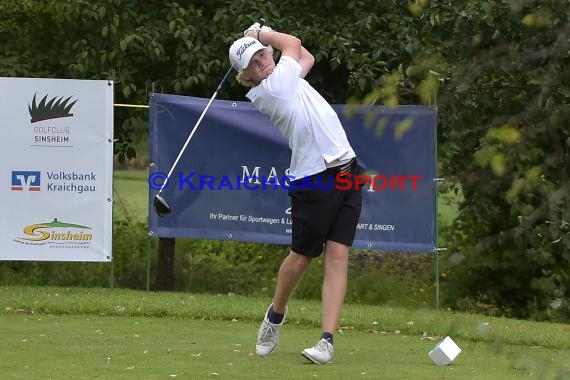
[401,1,569,320]
[2,0,567,319]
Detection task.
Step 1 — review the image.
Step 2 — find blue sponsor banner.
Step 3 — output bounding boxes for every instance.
[149,94,437,252]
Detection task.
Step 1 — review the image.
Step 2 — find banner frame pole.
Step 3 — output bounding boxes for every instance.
[110,68,116,289]
[146,234,152,291]
[432,104,448,310]
[110,260,114,288]
[433,104,441,310]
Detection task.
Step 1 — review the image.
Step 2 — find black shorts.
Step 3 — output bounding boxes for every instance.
[288,158,363,258]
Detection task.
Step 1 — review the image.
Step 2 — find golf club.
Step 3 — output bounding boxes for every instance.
[153,18,265,217]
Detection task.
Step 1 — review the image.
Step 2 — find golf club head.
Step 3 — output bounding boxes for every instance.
[153,194,171,217]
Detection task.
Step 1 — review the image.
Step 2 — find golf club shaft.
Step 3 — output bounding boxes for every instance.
[157,66,234,195]
[156,17,265,196]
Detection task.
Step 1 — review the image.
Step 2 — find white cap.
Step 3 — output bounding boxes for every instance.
[229,36,266,71]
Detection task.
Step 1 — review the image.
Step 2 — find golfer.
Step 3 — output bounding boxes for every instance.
[229,24,362,364]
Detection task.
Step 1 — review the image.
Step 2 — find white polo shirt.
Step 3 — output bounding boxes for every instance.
[246,56,355,180]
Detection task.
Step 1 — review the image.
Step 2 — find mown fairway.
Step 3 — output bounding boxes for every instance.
[113,170,149,220]
[1,286,569,379]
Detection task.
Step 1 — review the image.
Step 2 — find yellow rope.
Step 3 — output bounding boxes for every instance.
[113,103,149,109]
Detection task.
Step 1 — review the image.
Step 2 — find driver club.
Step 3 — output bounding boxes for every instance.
[153,18,265,217]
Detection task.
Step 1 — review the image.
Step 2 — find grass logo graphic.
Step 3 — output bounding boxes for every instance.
[15,218,93,247]
[28,93,78,123]
[11,171,41,191]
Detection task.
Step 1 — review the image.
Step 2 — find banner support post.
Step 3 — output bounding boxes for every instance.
[433,176,446,310]
[432,102,444,309]
[433,246,447,309]
[110,260,114,289]
[146,233,153,291]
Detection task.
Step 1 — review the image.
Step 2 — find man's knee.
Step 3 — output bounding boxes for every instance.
[287,251,312,270]
[324,243,349,267]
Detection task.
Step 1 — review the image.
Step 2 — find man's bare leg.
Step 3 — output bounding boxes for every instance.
[272,251,312,313]
[322,240,349,334]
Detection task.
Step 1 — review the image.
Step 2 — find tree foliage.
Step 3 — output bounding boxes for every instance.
[413,0,569,320]
[1,0,568,320]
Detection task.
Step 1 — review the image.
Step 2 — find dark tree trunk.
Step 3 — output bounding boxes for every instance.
[153,237,175,290]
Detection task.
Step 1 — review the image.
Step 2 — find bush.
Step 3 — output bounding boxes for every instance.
[172,239,435,308]
[0,215,436,309]
[0,216,150,289]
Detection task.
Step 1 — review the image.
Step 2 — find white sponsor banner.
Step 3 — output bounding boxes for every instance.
[0,77,113,261]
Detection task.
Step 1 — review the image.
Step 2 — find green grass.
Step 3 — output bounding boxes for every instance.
[113,170,148,220]
[1,286,569,379]
[2,315,568,380]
